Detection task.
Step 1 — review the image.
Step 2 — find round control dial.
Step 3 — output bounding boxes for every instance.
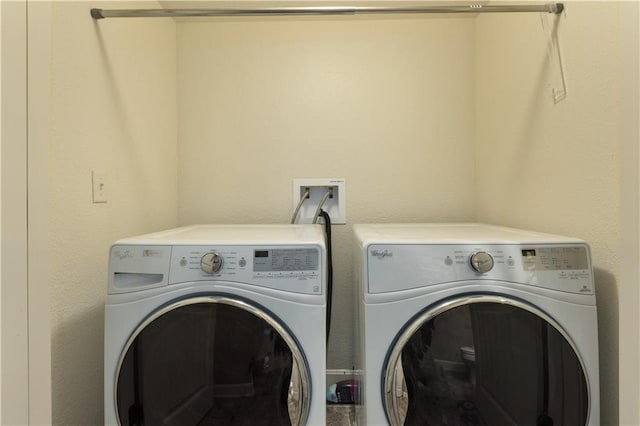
[470,251,494,273]
[200,252,223,274]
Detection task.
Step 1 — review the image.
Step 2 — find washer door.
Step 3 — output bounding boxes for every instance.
[384,295,590,426]
[115,296,310,426]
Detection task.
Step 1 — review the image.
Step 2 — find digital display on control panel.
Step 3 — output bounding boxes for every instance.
[521,246,588,271]
[253,248,319,272]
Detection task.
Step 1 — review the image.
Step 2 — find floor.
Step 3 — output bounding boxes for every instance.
[327,404,356,426]
[327,360,479,426]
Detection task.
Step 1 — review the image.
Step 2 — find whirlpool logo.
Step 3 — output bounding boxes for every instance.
[371,249,393,259]
[113,249,134,260]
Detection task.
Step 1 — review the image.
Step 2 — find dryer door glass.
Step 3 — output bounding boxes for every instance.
[384,298,590,426]
[115,297,310,426]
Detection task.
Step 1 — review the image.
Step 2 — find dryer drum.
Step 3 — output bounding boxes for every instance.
[114,296,310,426]
[384,296,589,426]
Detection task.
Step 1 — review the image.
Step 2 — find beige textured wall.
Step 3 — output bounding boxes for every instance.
[49,2,177,424]
[475,3,638,424]
[618,2,640,423]
[42,2,638,424]
[176,16,478,369]
[2,1,29,422]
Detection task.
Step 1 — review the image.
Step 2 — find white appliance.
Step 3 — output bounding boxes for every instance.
[105,225,326,426]
[353,223,599,426]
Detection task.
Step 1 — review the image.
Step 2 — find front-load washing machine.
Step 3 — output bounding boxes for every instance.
[105,225,326,426]
[353,223,599,426]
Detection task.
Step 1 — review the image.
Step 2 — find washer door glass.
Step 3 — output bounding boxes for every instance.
[115,297,310,426]
[384,297,589,426]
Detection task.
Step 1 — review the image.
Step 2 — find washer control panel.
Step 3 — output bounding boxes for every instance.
[170,245,323,295]
[253,248,319,272]
[108,244,323,295]
[367,243,593,295]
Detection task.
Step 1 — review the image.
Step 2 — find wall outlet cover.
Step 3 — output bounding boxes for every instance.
[292,178,346,224]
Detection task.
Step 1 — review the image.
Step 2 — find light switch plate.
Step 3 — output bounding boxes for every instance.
[92,170,107,203]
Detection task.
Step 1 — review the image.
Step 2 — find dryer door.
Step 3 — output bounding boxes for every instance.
[384,295,590,426]
[114,296,310,426]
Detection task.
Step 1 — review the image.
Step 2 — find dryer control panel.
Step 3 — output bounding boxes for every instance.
[366,243,593,295]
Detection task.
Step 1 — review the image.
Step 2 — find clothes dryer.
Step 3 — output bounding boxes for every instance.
[105,225,326,425]
[353,223,599,426]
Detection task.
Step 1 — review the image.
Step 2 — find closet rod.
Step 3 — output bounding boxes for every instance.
[91,3,564,19]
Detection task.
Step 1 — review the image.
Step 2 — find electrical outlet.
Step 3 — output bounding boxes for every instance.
[292,178,346,224]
